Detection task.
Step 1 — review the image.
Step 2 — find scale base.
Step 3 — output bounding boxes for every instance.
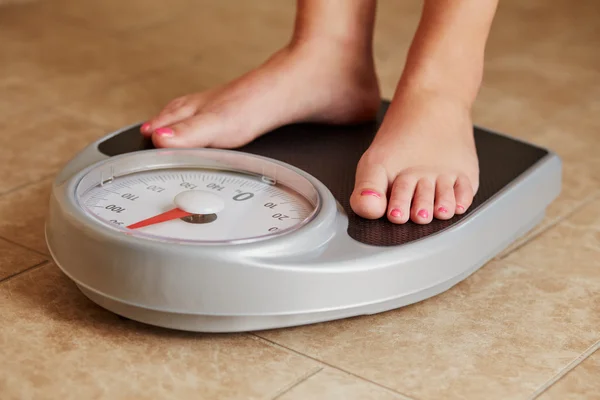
[76,212,546,333]
[47,100,562,333]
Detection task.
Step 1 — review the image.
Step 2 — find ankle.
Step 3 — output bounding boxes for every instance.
[288,34,371,67]
[290,0,376,55]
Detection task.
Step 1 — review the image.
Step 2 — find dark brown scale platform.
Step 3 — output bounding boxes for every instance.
[97,100,548,246]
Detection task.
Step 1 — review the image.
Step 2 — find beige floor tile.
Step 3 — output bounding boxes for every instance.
[0,18,100,78]
[0,76,50,121]
[0,1,66,38]
[0,179,52,254]
[0,9,181,113]
[98,2,297,124]
[504,199,600,279]
[277,368,408,400]
[0,238,46,281]
[539,348,600,400]
[257,202,600,400]
[472,0,599,144]
[480,38,596,122]
[58,64,221,132]
[477,79,600,259]
[59,33,297,132]
[75,14,294,132]
[477,64,597,134]
[117,17,230,69]
[545,102,600,164]
[471,87,549,140]
[123,0,294,61]
[496,188,598,260]
[0,110,107,194]
[530,120,600,221]
[486,0,599,66]
[496,157,599,259]
[0,263,319,400]
[543,160,598,224]
[45,0,201,33]
[0,8,85,117]
[497,119,600,257]
[372,0,422,96]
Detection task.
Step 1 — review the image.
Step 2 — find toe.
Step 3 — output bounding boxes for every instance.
[141,94,210,137]
[454,174,475,214]
[387,173,418,224]
[411,178,435,224]
[151,113,221,148]
[350,156,389,219]
[433,175,457,220]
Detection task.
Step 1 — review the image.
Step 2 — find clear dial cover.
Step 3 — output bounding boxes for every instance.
[74,149,320,244]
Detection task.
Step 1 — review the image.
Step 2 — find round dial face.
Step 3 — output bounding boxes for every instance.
[74,150,320,244]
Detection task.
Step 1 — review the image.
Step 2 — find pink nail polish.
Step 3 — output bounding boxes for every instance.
[456,205,465,212]
[390,209,401,217]
[438,206,448,213]
[155,127,174,136]
[140,122,151,132]
[417,209,429,218]
[360,190,380,198]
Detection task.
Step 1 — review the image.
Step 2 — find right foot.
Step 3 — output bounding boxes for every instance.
[141,42,381,148]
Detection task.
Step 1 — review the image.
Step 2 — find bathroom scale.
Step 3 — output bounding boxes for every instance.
[45,100,562,332]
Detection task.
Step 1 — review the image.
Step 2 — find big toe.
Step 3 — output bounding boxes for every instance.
[350,157,389,219]
[141,96,206,137]
[151,113,221,148]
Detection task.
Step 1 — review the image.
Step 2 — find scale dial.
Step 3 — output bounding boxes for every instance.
[73,149,321,244]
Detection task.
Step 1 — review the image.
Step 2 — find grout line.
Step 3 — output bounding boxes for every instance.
[0,173,55,198]
[0,260,50,285]
[250,334,417,400]
[270,366,324,400]
[499,190,600,260]
[0,236,49,258]
[528,339,600,399]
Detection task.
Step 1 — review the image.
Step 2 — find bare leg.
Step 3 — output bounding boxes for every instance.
[144,0,498,225]
[141,0,380,149]
[350,0,499,224]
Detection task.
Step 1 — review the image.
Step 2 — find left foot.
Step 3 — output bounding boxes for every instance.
[350,89,480,224]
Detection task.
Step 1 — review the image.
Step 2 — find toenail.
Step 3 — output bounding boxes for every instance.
[140,122,151,132]
[155,127,174,136]
[360,190,380,198]
[417,209,429,218]
[438,206,448,213]
[390,209,401,217]
[456,205,465,212]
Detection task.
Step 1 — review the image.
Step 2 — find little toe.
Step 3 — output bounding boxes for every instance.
[411,178,435,224]
[454,174,475,214]
[350,157,389,219]
[387,173,418,224]
[433,175,457,220]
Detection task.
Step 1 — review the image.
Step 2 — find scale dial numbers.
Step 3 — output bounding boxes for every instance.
[79,168,315,243]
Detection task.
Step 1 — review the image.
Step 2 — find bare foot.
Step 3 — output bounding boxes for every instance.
[141,42,381,148]
[141,42,479,225]
[350,89,480,224]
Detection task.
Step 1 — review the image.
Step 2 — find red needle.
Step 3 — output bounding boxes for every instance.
[126,208,192,230]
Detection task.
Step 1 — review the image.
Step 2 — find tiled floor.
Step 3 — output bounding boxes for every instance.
[1,0,598,399]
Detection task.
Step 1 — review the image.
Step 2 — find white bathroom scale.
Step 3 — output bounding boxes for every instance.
[45,100,562,332]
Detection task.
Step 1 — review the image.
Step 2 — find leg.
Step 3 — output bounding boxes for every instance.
[350,0,499,224]
[141,0,380,149]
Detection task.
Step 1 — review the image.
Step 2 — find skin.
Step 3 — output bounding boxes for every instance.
[140,0,500,224]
